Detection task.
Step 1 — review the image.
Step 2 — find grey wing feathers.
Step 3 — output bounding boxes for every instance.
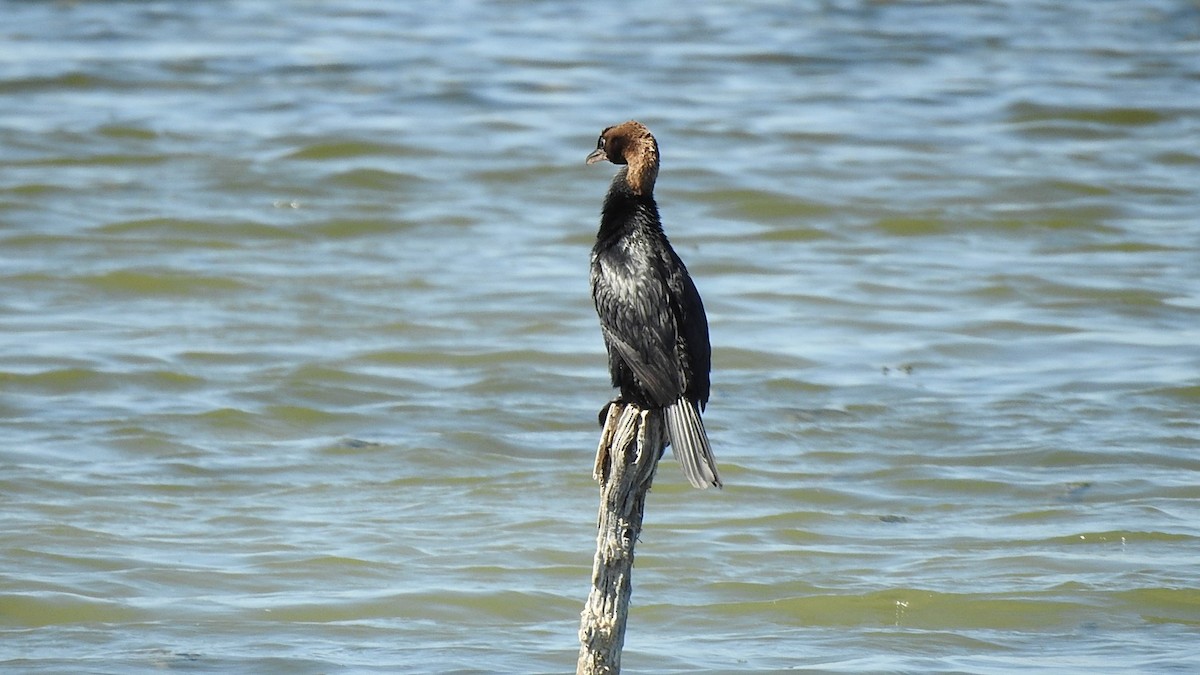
[599,323,681,405]
[592,260,684,406]
[664,397,722,489]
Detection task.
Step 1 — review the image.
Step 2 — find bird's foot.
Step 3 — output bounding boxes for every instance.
[597,397,626,427]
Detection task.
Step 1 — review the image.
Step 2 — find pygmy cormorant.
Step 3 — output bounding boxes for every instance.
[585,120,722,489]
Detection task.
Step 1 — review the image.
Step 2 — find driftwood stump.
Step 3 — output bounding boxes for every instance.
[577,402,664,675]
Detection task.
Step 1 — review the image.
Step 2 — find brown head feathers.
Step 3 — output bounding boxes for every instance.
[585,120,660,196]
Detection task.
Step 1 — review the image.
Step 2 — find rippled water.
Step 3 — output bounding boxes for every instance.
[2,1,1199,673]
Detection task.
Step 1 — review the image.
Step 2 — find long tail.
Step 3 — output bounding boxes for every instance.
[663,397,722,489]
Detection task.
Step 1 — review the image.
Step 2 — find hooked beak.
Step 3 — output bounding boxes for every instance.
[585,148,608,165]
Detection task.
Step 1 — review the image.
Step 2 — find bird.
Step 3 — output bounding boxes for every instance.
[585,120,721,489]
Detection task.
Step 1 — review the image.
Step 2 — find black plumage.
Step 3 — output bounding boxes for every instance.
[585,121,721,489]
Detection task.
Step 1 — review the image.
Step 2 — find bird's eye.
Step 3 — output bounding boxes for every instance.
[596,136,606,149]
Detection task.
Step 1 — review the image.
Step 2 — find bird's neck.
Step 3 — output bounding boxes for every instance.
[623,147,659,196]
[598,171,662,243]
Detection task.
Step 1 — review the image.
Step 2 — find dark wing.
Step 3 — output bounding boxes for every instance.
[591,251,684,407]
[669,252,711,410]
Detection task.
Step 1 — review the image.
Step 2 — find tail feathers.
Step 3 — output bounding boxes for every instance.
[664,397,722,489]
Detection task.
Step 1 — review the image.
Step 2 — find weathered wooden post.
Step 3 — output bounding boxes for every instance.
[576,402,664,675]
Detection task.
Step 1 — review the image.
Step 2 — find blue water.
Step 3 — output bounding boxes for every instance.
[2,1,1199,672]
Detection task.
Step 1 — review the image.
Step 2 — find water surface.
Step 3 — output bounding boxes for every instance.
[2,1,1199,673]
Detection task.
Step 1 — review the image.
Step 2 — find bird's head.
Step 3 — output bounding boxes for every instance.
[586,120,659,196]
